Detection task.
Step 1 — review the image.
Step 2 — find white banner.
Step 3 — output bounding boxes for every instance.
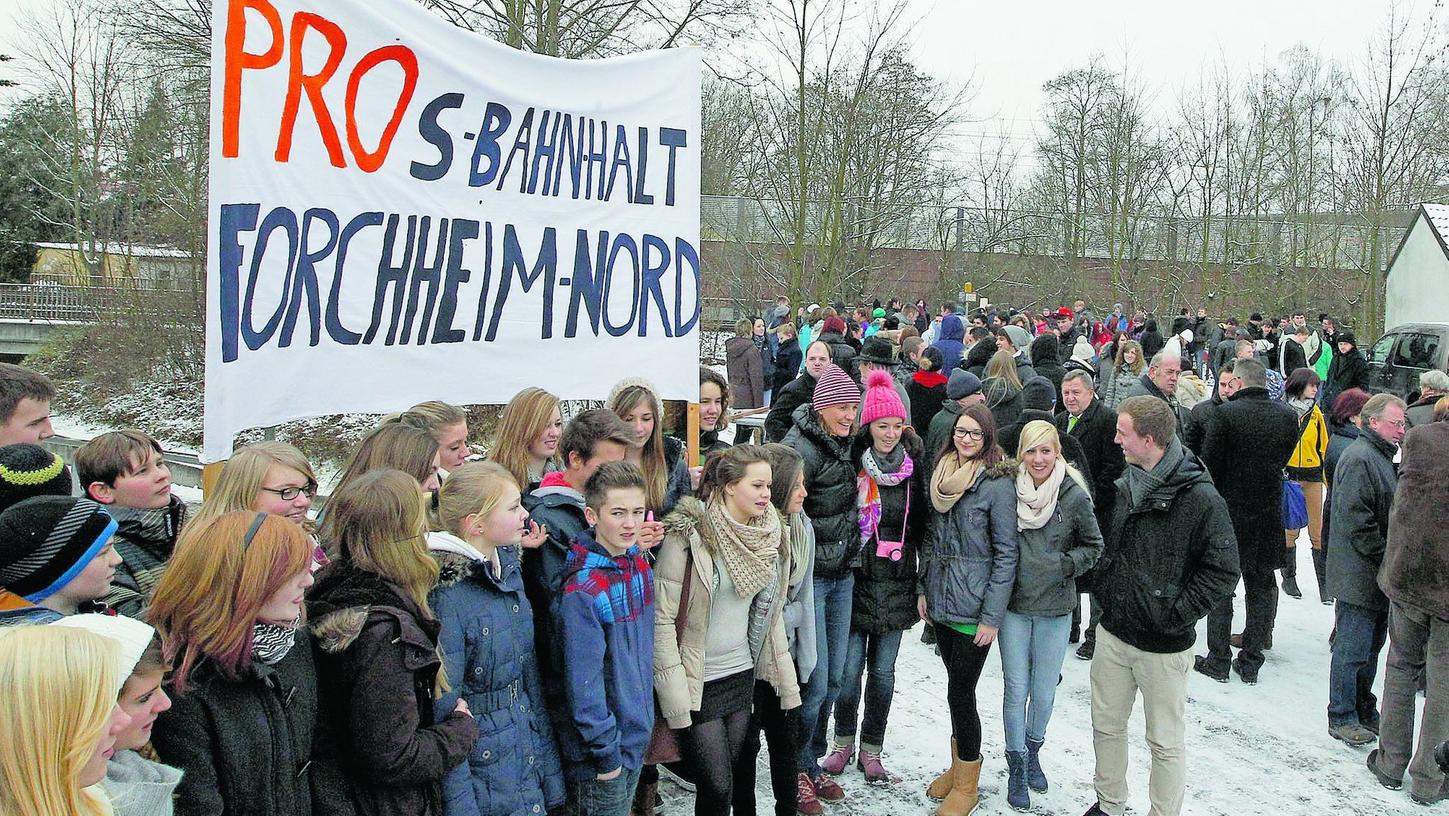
[204,0,701,461]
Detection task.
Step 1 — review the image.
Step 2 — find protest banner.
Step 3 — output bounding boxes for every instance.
[203,0,702,461]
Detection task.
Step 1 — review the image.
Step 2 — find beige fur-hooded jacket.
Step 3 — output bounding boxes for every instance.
[653,498,801,728]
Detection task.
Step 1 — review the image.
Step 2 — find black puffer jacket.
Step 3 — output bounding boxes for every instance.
[961,337,997,377]
[308,561,478,816]
[848,433,928,633]
[766,373,816,443]
[782,402,859,577]
[817,331,859,381]
[1096,443,1240,654]
[150,630,351,816]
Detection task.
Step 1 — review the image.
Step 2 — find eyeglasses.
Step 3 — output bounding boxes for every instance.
[952,428,985,441]
[260,483,318,501]
[1380,419,1407,429]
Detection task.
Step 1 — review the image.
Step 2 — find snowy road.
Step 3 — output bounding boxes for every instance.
[682,543,1431,816]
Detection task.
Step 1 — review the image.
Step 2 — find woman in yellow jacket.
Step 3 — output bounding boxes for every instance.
[1283,368,1330,602]
[654,445,802,816]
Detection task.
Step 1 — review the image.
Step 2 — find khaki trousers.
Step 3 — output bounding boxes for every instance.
[1089,627,1192,816]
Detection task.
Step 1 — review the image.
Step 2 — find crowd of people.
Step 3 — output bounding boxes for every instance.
[703,296,1448,815]
[0,285,1445,816]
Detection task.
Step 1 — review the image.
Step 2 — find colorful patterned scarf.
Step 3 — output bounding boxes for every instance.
[858,446,913,545]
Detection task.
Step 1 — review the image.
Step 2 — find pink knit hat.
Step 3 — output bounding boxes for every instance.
[812,364,859,410]
[860,369,906,425]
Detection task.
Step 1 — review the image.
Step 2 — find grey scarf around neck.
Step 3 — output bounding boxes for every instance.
[1123,438,1185,510]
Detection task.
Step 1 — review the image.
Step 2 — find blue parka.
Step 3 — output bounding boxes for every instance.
[428,537,565,816]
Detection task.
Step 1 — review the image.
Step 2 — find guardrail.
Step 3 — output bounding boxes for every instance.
[0,282,199,323]
[43,435,206,492]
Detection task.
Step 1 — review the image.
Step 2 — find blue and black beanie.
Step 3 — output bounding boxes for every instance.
[0,496,117,602]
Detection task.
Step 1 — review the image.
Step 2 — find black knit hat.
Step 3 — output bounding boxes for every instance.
[0,496,117,602]
[0,444,73,513]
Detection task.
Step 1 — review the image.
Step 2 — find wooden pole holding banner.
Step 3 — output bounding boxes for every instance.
[202,462,224,497]
[687,403,700,466]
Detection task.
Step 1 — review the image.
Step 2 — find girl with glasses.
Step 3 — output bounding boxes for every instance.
[191,442,326,567]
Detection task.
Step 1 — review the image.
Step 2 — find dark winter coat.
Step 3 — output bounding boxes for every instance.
[907,370,949,436]
[1282,338,1309,376]
[1183,395,1222,454]
[773,343,803,395]
[309,561,478,816]
[1139,323,1165,360]
[1405,393,1441,429]
[1323,347,1368,410]
[782,402,860,577]
[961,337,997,377]
[1009,473,1103,616]
[1095,443,1240,654]
[817,331,859,381]
[1321,422,1360,549]
[848,434,927,633]
[1055,398,1125,538]
[924,400,966,468]
[522,475,590,685]
[725,336,765,409]
[984,377,1024,431]
[1327,427,1399,612]
[758,336,777,390]
[1380,422,1449,620]
[429,547,565,816]
[661,436,692,518]
[1211,339,1238,374]
[932,314,967,372]
[104,494,188,618]
[917,460,1020,629]
[765,373,816,443]
[1029,335,1065,409]
[1198,387,1300,571]
[150,630,350,816]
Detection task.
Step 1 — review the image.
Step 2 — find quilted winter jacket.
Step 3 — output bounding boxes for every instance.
[427,544,565,816]
[653,498,801,729]
[917,460,1020,629]
[782,403,860,577]
[848,435,928,634]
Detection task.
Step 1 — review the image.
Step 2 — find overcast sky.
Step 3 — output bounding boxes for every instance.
[0,0,1425,148]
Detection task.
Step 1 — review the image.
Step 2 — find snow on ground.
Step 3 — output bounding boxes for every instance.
[665,541,1431,816]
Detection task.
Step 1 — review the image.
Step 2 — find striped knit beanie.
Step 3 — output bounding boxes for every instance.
[812,364,859,410]
[0,496,118,602]
[0,444,73,513]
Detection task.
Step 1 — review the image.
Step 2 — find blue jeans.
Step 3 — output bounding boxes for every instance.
[798,572,854,775]
[566,766,642,816]
[997,611,1073,752]
[832,628,904,750]
[1328,601,1389,727]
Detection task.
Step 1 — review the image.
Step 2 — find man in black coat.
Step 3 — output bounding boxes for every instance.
[1194,359,1300,684]
[1323,331,1369,411]
[1057,369,1126,657]
[1184,361,1239,454]
[1280,324,1310,376]
[765,340,832,442]
[1084,395,1239,816]
[1326,394,1406,747]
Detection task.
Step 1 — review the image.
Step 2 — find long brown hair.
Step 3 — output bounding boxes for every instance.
[147,512,312,692]
[985,349,1022,389]
[322,423,439,547]
[488,387,561,491]
[608,383,669,511]
[327,470,439,623]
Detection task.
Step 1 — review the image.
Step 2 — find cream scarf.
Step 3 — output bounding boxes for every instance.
[706,501,782,598]
[930,452,987,513]
[1016,459,1066,530]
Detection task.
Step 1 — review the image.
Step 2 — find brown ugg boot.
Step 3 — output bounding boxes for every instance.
[935,757,982,816]
[926,737,959,801]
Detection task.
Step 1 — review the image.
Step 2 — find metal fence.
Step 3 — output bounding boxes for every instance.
[0,282,199,323]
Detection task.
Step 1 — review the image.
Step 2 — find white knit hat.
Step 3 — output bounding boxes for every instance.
[51,613,155,694]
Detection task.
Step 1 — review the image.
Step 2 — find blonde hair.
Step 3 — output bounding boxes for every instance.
[191,442,318,533]
[148,512,313,692]
[0,627,118,816]
[735,318,753,337]
[406,401,467,436]
[986,349,1023,389]
[489,387,561,491]
[608,383,669,511]
[1116,340,1146,376]
[435,461,518,540]
[1015,420,1089,491]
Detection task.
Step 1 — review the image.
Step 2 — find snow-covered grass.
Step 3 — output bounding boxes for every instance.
[667,540,1429,816]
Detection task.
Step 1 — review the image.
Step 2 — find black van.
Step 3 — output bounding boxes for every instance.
[1365,323,1449,399]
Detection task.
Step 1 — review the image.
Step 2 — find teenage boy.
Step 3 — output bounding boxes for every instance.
[76,430,187,618]
[0,363,56,445]
[554,461,656,816]
[0,495,121,625]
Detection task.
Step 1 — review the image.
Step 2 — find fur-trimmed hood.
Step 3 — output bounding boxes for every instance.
[307,559,440,658]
